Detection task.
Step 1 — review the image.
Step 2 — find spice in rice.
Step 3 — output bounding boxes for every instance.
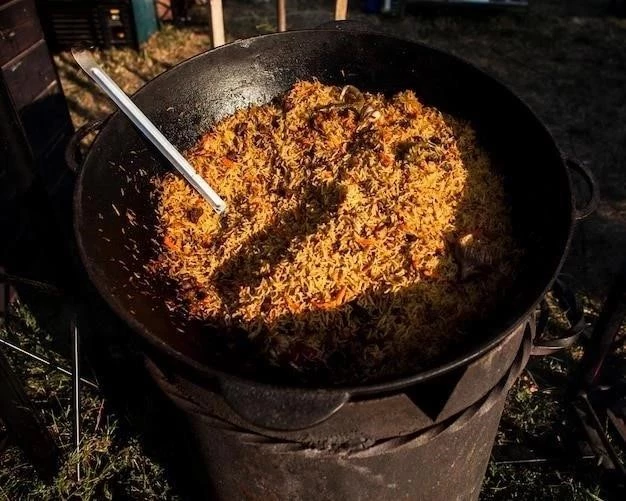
[147,81,520,383]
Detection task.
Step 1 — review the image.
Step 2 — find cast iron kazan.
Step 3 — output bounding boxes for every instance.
[71,25,597,431]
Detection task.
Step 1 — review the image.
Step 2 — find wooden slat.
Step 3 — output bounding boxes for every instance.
[19,81,72,160]
[0,0,44,63]
[2,40,56,110]
[335,0,348,20]
[277,0,286,32]
[209,0,225,47]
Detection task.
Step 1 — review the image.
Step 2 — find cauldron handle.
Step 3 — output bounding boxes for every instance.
[65,120,105,174]
[219,378,350,431]
[531,277,586,356]
[565,158,599,221]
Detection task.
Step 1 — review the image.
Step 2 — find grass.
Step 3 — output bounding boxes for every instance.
[0,302,179,501]
[483,464,606,501]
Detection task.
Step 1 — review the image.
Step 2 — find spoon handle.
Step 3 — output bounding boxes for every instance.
[72,47,227,215]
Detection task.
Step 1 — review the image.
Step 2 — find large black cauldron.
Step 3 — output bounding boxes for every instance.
[72,26,596,500]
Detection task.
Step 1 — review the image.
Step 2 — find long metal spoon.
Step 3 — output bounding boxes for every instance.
[72,47,227,215]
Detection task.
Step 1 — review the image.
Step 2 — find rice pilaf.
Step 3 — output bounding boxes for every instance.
[147,81,519,383]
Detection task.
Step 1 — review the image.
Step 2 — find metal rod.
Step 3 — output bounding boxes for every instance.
[579,392,626,476]
[335,0,348,20]
[71,317,81,482]
[0,337,98,389]
[607,408,626,447]
[71,48,227,215]
[210,0,226,47]
[0,271,63,297]
[277,0,287,32]
[577,260,626,391]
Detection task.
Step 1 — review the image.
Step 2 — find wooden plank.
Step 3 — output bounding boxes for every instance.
[0,0,44,63]
[277,0,286,32]
[0,71,33,203]
[2,40,56,110]
[335,0,348,20]
[209,0,225,47]
[19,81,72,160]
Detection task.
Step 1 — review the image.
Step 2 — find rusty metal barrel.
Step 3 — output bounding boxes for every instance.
[144,317,533,501]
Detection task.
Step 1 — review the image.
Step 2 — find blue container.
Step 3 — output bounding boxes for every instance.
[131,0,158,45]
[361,0,383,13]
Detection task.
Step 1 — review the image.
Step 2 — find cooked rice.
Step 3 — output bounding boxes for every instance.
[147,81,519,383]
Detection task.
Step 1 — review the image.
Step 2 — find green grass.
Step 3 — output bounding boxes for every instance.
[483,463,606,501]
[0,302,178,501]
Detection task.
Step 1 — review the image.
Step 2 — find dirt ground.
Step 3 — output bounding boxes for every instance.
[2,0,624,499]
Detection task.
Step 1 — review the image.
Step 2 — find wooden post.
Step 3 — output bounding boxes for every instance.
[335,0,348,21]
[277,0,287,32]
[209,0,226,47]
